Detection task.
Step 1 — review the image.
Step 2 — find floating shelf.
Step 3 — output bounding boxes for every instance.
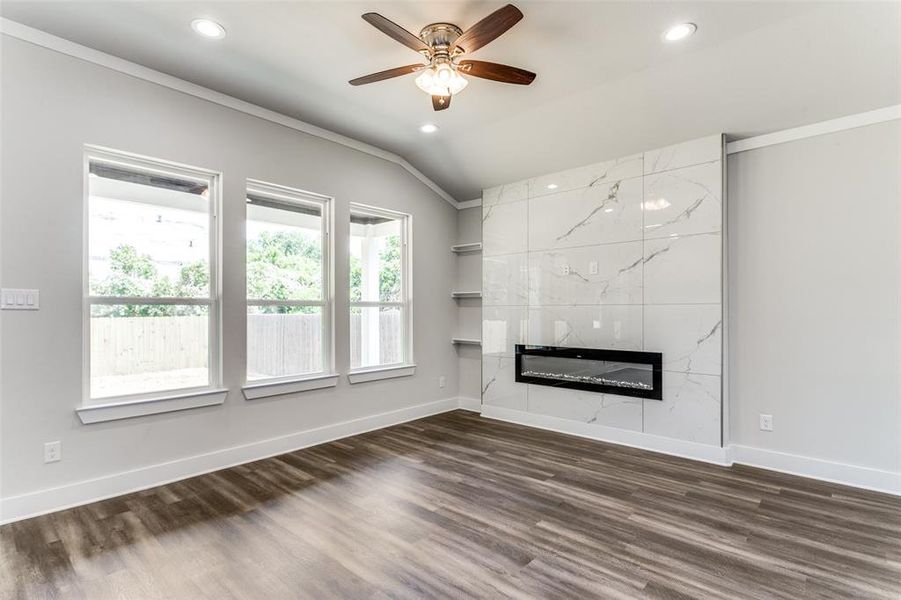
[451,338,482,346]
[451,291,482,299]
[451,242,482,254]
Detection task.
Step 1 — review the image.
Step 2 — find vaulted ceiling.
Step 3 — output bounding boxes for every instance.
[2,1,899,201]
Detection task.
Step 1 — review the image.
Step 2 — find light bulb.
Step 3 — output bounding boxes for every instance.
[415,65,468,97]
[447,72,468,95]
[191,19,226,39]
[415,69,434,90]
[436,64,453,83]
[663,23,696,42]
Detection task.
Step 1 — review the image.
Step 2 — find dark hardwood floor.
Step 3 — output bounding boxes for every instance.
[2,410,899,599]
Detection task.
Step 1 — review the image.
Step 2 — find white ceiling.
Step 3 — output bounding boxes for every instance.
[2,1,899,201]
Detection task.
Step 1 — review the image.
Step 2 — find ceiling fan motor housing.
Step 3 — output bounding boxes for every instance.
[420,23,463,56]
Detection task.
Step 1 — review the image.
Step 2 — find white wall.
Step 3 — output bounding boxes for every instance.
[0,36,460,518]
[728,120,901,475]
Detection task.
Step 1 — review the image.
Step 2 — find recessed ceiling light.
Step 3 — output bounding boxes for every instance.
[191,19,226,39]
[546,183,558,190]
[419,123,439,134]
[663,22,696,42]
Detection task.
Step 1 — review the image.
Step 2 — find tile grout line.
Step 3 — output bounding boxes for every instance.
[641,153,646,434]
[483,229,723,259]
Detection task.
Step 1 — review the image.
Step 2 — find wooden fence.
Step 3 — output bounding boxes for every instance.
[92,312,402,378]
[91,315,208,375]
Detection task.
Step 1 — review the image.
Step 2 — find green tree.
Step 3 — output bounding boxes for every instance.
[379,235,401,301]
[349,235,401,302]
[246,230,322,312]
[91,244,208,317]
[93,230,398,318]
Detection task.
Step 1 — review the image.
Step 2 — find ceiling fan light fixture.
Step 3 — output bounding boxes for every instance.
[414,66,468,97]
[350,5,534,111]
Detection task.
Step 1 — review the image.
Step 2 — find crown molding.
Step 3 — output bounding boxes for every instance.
[0,18,461,208]
[726,104,901,154]
[456,198,482,209]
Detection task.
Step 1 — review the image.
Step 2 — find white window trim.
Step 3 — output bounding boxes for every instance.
[348,203,414,378]
[76,388,228,424]
[347,364,416,384]
[242,373,339,400]
[244,180,335,390]
[81,146,223,419]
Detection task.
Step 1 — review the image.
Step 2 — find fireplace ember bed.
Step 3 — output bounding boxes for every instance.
[515,345,663,400]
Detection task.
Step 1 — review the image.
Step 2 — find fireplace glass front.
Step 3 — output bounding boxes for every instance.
[515,345,663,400]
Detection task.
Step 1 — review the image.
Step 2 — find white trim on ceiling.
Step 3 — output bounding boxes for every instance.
[726,104,901,155]
[0,17,461,208]
[456,198,483,209]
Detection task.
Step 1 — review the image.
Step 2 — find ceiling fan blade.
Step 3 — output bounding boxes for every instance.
[349,64,423,86]
[457,60,535,85]
[432,95,451,111]
[362,13,430,54]
[452,4,523,54]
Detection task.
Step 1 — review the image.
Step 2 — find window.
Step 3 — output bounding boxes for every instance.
[246,181,332,382]
[349,204,411,370]
[85,148,219,402]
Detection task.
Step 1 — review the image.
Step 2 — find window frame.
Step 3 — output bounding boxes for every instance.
[244,179,335,385]
[82,145,223,406]
[348,203,413,374]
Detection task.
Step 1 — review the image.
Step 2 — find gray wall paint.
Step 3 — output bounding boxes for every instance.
[0,37,459,499]
[728,120,900,473]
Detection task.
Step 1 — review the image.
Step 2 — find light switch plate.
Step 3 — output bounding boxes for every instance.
[1,288,39,310]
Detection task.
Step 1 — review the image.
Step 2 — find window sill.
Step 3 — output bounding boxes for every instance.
[242,373,339,400]
[347,364,416,384]
[76,388,227,424]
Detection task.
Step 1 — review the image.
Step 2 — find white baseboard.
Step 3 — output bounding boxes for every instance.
[480,405,731,465]
[458,397,482,412]
[6,399,897,524]
[480,405,900,496]
[0,397,461,525]
[730,445,901,497]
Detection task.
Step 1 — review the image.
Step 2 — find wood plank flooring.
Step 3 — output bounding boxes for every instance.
[2,410,899,599]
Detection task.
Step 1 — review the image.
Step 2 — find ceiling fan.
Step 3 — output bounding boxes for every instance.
[349,4,536,111]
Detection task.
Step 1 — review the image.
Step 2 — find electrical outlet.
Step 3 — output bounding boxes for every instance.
[562,264,571,275]
[438,376,446,389]
[589,261,599,275]
[44,441,61,463]
[759,414,773,432]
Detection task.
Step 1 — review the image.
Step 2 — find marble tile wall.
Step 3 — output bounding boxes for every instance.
[482,134,724,446]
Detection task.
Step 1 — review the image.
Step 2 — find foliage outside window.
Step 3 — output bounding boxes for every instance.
[246,183,332,381]
[86,149,219,401]
[349,204,410,370]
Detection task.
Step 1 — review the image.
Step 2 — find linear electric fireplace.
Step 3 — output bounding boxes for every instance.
[515,345,663,400]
